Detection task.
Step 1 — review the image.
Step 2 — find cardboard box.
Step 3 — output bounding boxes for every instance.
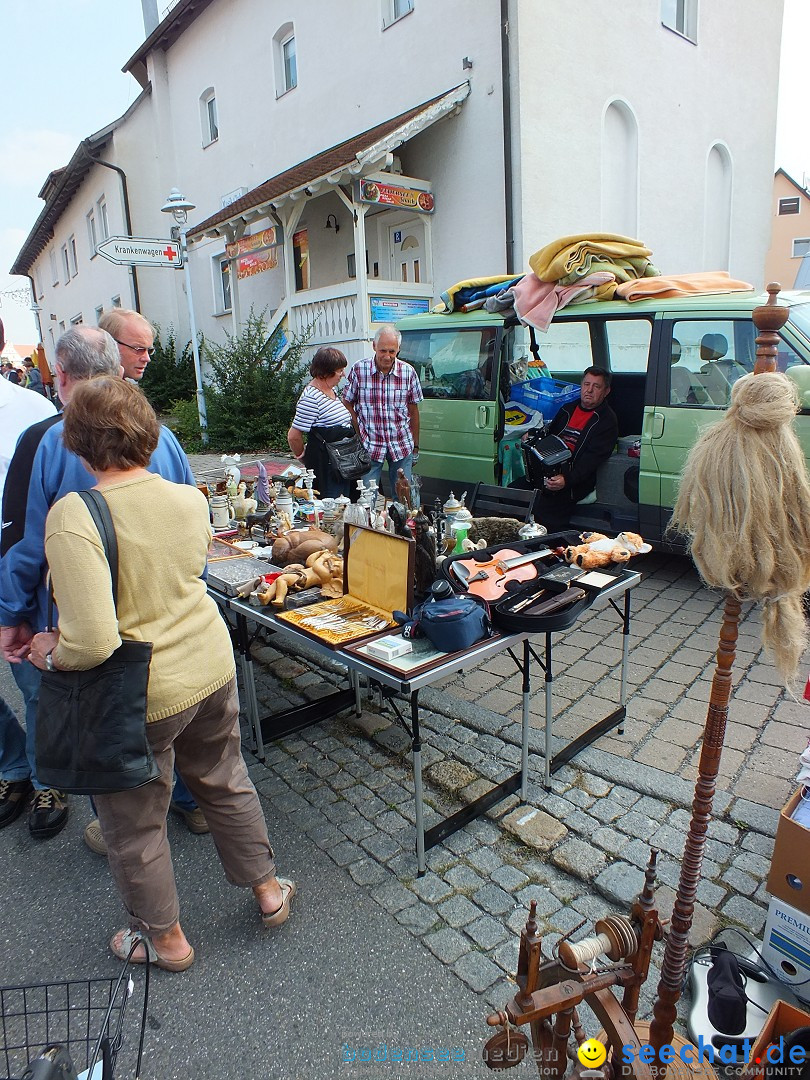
[747,999,810,1080]
[761,896,810,1001]
[767,787,810,916]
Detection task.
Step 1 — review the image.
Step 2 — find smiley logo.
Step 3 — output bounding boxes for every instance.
[577,1039,607,1069]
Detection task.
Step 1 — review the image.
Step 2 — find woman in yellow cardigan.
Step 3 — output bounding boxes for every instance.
[28,376,296,971]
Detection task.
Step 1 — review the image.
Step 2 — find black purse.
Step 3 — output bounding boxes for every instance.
[311,425,372,481]
[35,489,159,796]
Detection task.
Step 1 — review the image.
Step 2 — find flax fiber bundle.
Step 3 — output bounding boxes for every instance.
[670,372,810,684]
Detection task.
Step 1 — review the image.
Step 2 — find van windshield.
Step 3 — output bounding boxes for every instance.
[789,303,810,346]
[399,327,498,400]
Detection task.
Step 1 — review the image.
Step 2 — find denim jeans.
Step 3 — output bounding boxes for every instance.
[0,691,29,783]
[365,453,413,500]
[6,661,45,789]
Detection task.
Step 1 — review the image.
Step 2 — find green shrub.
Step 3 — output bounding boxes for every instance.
[140,328,198,414]
[197,308,309,451]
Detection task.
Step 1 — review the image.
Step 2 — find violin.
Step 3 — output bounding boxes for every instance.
[451,547,553,600]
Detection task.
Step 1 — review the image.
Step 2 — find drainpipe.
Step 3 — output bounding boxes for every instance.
[79,142,141,312]
[500,0,515,274]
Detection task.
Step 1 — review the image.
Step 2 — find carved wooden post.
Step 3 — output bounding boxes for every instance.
[648,286,786,1075]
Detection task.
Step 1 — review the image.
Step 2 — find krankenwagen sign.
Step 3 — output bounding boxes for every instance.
[96,236,182,268]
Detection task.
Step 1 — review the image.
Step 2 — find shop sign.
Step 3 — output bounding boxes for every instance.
[369,296,431,323]
[355,179,434,214]
[236,248,279,280]
[225,227,281,259]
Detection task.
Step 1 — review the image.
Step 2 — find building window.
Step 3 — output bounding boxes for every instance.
[70,313,83,326]
[793,239,810,258]
[59,321,66,332]
[383,0,414,28]
[95,305,104,322]
[33,269,43,299]
[97,197,109,239]
[601,100,638,238]
[273,23,297,96]
[61,244,70,284]
[216,256,232,313]
[68,235,78,278]
[661,0,697,43]
[49,250,59,286]
[111,294,122,308]
[779,197,801,215]
[87,209,98,255]
[200,88,218,146]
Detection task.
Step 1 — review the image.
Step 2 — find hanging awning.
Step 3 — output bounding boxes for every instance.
[188,82,470,241]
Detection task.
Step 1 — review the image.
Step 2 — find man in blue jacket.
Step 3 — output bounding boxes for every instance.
[0,326,195,839]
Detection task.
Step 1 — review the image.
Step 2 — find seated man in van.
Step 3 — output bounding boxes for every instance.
[511,366,618,532]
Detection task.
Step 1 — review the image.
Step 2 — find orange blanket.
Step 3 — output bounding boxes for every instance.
[614,271,753,301]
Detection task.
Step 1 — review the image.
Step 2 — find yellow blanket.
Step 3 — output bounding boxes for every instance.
[529,233,655,284]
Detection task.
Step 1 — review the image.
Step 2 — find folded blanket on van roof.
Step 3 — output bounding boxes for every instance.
[613,270,754,301]
[434,275,524,313]
[529,233,658,284]
[511,271,616,331]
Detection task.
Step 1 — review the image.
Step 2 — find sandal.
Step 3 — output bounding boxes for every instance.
[262,878,297,927]
[110,928,195,972]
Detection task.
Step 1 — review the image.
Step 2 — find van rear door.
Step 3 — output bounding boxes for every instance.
[399,321,502,487]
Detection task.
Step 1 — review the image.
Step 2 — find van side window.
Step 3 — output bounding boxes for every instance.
[399,327,496,400]
[667,319,754,407]
[535,320,593,374]
[605,320,652,373]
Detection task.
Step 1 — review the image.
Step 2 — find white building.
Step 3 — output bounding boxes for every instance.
[13,0,784,369]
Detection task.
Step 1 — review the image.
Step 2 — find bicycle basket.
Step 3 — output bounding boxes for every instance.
[0,967,147,1080]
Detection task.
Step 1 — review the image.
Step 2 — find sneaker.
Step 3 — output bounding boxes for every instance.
[170,802,209,835]
[84,818,108,856]
[28,788,69,839]
[0,778,33,828]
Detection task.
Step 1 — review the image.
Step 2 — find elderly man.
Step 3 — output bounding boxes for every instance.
[511,366,618,533]
[343,324,422,498]
[98,308,154,381]
[0,327,192,840]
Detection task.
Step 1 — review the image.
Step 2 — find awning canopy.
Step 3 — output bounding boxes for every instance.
[188,82,470,242]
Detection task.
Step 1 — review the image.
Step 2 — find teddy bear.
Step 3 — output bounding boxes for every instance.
[563,531,647,568]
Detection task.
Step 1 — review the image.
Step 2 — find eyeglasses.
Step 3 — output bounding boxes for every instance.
[114,339,155,357]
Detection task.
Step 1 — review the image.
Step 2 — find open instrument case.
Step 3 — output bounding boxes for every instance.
[276,523,415,647]
[442,531,629,633]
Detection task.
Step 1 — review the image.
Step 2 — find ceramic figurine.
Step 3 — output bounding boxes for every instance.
[395,469,412,510]
[221,453,241,490]
[256,462,271,508]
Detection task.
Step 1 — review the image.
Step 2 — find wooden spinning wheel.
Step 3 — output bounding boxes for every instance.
[483,853,714,1080]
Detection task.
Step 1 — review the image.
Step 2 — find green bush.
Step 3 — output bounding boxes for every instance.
[196,308,309,451]
[140,328,198,414]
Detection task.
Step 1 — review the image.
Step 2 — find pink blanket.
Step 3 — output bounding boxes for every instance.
[512,271,616,331]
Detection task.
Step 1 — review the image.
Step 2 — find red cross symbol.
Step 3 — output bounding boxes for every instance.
[163,246,178,261]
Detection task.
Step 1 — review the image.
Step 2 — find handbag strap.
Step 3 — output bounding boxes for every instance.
[46,488,120,632]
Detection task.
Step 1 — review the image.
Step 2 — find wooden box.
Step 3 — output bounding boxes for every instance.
[276,524,414,646]
[746,999,810,1080]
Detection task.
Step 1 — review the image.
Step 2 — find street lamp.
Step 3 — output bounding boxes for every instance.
[160,187,208,445]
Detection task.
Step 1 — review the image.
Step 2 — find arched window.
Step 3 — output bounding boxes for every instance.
[601,100,639,238]
[200,87,218,146]
[273,22,297,97]
[704,142,732,271]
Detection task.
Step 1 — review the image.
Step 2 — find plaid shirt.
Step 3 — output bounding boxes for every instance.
[343,357,423,462]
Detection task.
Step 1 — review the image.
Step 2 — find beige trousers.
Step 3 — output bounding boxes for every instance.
[95,677,276,933]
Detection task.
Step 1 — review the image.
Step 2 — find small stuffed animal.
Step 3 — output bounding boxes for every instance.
[564,531,637,568]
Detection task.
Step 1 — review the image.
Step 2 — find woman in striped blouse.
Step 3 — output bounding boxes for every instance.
[287,347,354,497]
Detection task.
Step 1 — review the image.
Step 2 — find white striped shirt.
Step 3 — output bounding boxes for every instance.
[291,385,352,432]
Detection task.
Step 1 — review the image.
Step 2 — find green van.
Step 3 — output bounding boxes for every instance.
[396,290,810,546]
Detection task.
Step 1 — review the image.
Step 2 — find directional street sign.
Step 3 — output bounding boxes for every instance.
[96,236,183,268]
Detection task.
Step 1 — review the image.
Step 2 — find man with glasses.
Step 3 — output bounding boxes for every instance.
[98,309,155,381]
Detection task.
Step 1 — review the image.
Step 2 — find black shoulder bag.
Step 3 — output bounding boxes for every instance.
[310,425,372,481]
[35,489,159,795]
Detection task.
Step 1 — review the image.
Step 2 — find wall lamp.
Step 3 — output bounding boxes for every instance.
[325,213,340,234]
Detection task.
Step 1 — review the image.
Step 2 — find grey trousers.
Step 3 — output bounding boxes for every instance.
[95,677,276,933]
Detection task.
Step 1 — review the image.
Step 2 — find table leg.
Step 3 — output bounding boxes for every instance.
[236,612,264,761]
[521,637,531,801]
[411,690,426,877]
[619,591,631,735]
[544,630,553,788]
[351,669,362,716]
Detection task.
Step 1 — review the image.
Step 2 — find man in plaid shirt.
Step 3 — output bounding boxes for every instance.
[343,325,423,497]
